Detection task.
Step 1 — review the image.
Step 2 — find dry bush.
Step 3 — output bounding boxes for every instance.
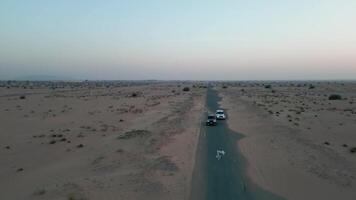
[182,87,190,92]
[328,94,342,100]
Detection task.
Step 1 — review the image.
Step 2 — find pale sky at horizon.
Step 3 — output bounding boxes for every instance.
[0,0,355,80]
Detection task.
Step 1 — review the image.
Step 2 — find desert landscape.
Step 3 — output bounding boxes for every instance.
[0,81,205,200]
[2,1,356,199]
[2,81,356,200]
[218,81,356,200]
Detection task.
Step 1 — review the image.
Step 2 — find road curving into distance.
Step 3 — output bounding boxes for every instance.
[190,87,284,200]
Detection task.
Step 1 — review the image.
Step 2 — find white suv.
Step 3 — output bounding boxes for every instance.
[215,110,226,120]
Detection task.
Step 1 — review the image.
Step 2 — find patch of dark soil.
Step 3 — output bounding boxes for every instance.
[117,130,151,139]
[91,156,105,165]
[151,156,178,172]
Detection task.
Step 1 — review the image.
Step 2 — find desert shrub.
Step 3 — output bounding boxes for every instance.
[328,94,342,100]
[152,156,178,172]
[182,87,190,92]
[264,85,271,89]
[222,85,228,89]
[19,95,26,99]
[131,92,137,97]
[33,189,46,196]
[117,130,150,139]
[309,85,315,89]
[350,147,356,153]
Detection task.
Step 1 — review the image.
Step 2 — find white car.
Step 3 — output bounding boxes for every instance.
[215,109,226,120]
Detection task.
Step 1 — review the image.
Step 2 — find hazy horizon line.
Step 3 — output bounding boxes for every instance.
[2,78,356,82]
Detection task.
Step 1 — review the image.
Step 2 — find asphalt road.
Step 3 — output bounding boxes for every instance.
[190,88,284,200]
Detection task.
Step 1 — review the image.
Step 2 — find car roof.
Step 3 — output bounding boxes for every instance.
[216,109,224,112]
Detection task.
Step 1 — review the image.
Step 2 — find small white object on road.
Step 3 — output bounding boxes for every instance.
[216,149,226,160]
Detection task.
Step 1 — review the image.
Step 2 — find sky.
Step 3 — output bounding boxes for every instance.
[0,0,355,80]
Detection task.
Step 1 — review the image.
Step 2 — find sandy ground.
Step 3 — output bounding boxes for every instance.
[218,81,356,200]
[0,81,205,200]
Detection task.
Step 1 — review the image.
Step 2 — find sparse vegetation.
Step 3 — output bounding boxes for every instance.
[117,130,150,139]
[328,94,342,100]
[2,80,356,199]
[33,189,46,196]
[350,147,356,153]
[151,156,178,172]
[182,87,190,92]
[116,149,124,153]
[67,195,86,200]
